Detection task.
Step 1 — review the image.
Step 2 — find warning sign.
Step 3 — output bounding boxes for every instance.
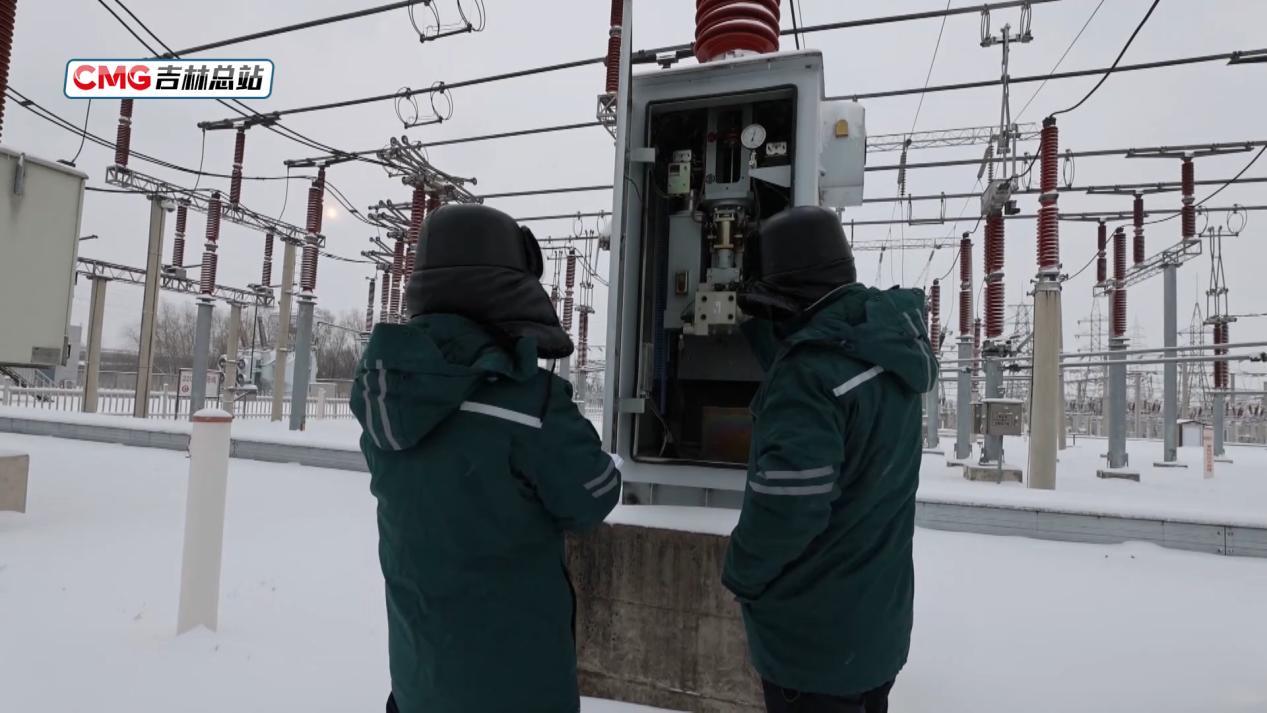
[178,369,193,397]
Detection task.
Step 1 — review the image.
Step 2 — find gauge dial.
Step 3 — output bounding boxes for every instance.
[740,123,767,150]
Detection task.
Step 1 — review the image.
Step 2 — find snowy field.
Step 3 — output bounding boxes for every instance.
[3,433,1267,712]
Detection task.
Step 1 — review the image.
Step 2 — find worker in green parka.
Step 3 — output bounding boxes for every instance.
[352,204,621,713]
[725,206,936,713]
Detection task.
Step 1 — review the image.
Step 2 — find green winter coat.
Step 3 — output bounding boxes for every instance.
[722,284,936,697]
[351,314,621,713]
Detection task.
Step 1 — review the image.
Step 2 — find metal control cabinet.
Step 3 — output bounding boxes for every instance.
[0,147,87,367]
[604,50,866,501]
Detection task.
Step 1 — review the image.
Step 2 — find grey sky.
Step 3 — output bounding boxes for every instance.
[5,0,1265,380]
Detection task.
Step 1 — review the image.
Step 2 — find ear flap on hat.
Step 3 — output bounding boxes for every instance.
[520,226,544,278]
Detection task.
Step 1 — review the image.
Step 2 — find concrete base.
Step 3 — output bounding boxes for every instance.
[0,450,30,513]
[963,463,1023,484]
[1097,468,1141,483]
[1153,461,1190,469]
[567,523,763,712]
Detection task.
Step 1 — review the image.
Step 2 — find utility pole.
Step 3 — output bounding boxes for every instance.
[1099,227,1137,480]
[82,275,109,413]
[270,239,296,421]
[134,195,169,417]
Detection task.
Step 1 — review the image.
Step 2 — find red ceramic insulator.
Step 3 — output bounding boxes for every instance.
[389,239,404,320]
[365,277,377,332]
[1112,228,1127,338]
[929,279,941,351]
[1039,117,1059,193]
[984,214,1005,339]
[114,99,134,168]
[201,192,222,294]
[1096,222,1107,284]
[300,241,318,292]
[1181,159,1195,197]
[563,253,577,332]
[1037,204,1060,272]
[1181,158,1196,240]
[409,184,427,244]
[577,310,590,369]
[605,34,622,94]
[973,318,982,369]
[959,236,972,335]
[172,203,188,268]
[404,242,416,282]
[379,267,391,319]
[229,127,246,206]
[306,182,322,235]
[694,0,781,63]
[261,232,274,286]
[1133,194,1145,265]
[0,0,15,141]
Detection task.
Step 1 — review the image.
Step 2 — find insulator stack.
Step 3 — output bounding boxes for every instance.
[551,285,560,311]
[1206,324,1226,390]
[1181,158,1196,240]
[562,252,577,333]
[984,213,1005,339]
[928,279,941,354]
[305,184,323,235]
[379,267,391,323]
[577,310,590,369]
[200,192,222,294]
[261,232,274,287]
[1111,228,1127,338]
[604,0,624,93]
[365,276,377,332]
[959,235,972,335]
[409,184,427,243]
[1096,222,1107,284]
[1133,194,1145,265]
[228,127,246,206]
[114,99,134,168]
[300,242,318,293]
[172,203,188,268]
[389,238,404,321]
[313,166,327,234]
[694,0,780,63]
[0,0,15,141]
[1036,117,1061,273]
[427,190,442,213]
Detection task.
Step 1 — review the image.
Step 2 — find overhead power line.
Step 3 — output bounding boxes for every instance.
[156,1,428,58]
[205,1,1063,125]
[5,87,312,182]
[1050,0,1160,117]
[867,140,1267,173]
[830,48,1265,101]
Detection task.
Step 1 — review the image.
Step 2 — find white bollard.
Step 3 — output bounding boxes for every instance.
[177,408,233,635]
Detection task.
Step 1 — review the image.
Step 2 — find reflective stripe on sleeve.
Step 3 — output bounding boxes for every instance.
[832,365,885,398]
[458,401,544,429]
[749,482,836,496]
[760,465,835,481]
[585,457,620,498]
[375,360,402,451]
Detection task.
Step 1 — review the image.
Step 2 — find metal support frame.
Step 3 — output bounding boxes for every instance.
[271,239,297,421]
[133,197,167,418]
[82,276,109,414]
[75,257,275,308]
[601,0,633,448]
[190,297,215,415]
[980,349,1005,465]
[106,166,311,244]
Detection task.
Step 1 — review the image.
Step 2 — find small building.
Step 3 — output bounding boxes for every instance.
[1177,419,1207,447]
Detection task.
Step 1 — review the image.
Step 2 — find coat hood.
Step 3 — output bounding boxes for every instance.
[761,283,938,395]
[351,313,540,451]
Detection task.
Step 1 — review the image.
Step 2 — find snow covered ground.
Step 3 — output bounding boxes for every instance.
[3,433,1266,712]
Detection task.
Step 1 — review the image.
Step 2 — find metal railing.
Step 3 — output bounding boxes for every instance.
[0,383,353,421]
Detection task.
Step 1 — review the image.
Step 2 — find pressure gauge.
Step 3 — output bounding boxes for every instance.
[740,123,767,150]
